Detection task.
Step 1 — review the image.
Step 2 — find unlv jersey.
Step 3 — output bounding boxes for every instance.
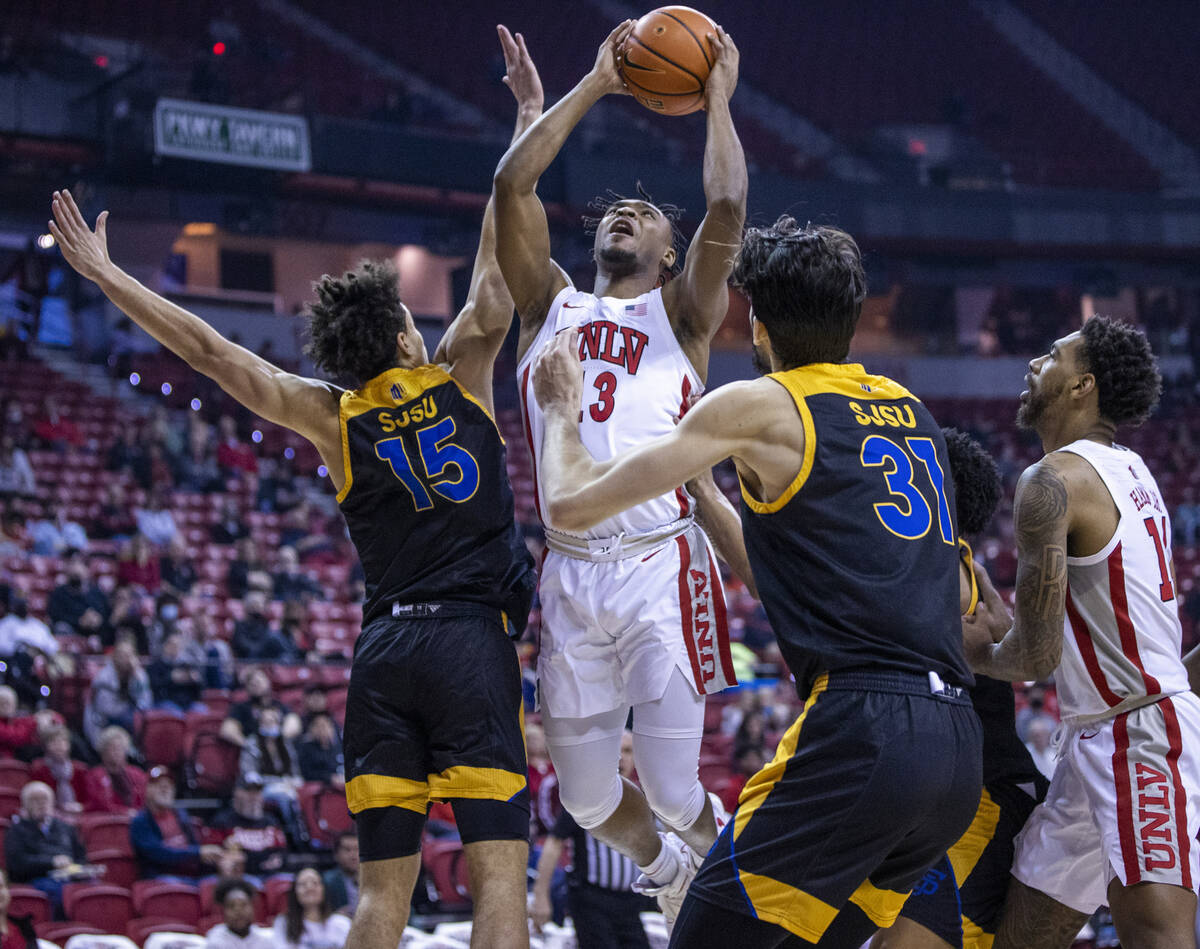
[517,286,703,539]
[1054,440,1189,722]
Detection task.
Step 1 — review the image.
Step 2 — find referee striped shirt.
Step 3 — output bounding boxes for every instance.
[550,809,638,892]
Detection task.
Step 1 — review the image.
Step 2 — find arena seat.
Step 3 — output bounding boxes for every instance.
[88,849,138,888]
[262,874,294,918]
[137,710,188,769]
[186,733,239,796]
[297,782,352,847]
[77,813,134,855]
[35,922,106,943]
[62,883,134,932]
[7,885,51,925]
[0,759,31,794]
[131,881,201,926]
[423,839,472,912]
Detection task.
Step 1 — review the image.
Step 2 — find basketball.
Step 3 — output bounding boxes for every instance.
[619,6,718,116]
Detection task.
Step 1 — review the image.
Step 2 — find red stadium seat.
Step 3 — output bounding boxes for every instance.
[0,759,31,794]
[263,874,294,918]
[187,733,239,796]
[297,783,352,848]
[35,922,106,942]
[423,839,472,912]
[78,812,134,855]
[88,848,138,887]
[185,711,226,749]
[132,880,202,925]
[139,709,188,769]
[62,882,134,931]
[0,788,21,816]
[7,885,50,924]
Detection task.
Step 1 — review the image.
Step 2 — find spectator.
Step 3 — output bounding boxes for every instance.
[92,481,137,540]
[28,502,87,556]
[209,775,289,878]
[1015,685,1049,741]
[273,868,349,949]
[0,437,35,497]
[1024,717,1057,780]
[215,415,257,477]
[279,504,331,560]
[296,713,344,789]
[83,725,147,813]
[83,635,151,747]
[30,725,87,812]
[204,878,274,949]
[131,765,224,879]
[272,546,323,603]
[280,601,311,656]
[106,423,146,480]
[321,832,359,915]
[46,553,109,637]
[211,497,249,546]
[4,781,86,917]
[1176,486,1200,547]
[719,746,765,815]
[0,591,58,664]
[160,535,197,597]
[299,686,339,740]
[256,457,302,514]
[148,405,185,462]
[105,585,149,653]
[116,533,162,592]
[0,868,40,949]
[0,687,39,757]
[239,706,303,843]
[227,537,270,598]
[178,435,223,493]
[193,614,234,690]
[148,631,205,711]
[1,398,30,445]
[526,721,558,840]
[147,592,184,658]
[31,398,83,450]
[220,668,300,748]
[134,487,179,549]
[232,591,296,662]
[142,442,175,492]
[0,505,26,555]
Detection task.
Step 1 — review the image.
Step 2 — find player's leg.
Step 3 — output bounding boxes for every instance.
[461,837,531,949]
[347,850,422,949]
[870,855,961,949]
[991,878,1088,949]
[869,917,956,949]
[630,667,714,854]
[1107,879,1197,949]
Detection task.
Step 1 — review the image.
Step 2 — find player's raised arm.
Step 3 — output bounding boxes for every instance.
[493,21,633,347]
[49,190,345,486]
[532,328,767,531]
[435,25,545,414]
[969,457,1071,681]
[663,25,747,378]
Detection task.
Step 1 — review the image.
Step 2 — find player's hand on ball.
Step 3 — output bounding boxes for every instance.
[961,609,999,672]
[50,189,113,283]
[590,20,634,97]
[497,25,544,115]
[533,327,584,414]
[704,25,739,107]
[972,561,1012,642]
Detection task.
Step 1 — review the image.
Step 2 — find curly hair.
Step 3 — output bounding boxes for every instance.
[304,260,405,386]
[1077,316,1162,427]
[583,183,685,280]
[732,216,866,369]
[941,427,1002,537]
[213,876,257,907]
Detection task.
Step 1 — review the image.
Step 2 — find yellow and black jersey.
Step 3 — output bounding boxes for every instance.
[739,362,972,692]
[337,365,535,629]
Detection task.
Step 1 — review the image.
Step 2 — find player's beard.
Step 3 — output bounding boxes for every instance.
[751,340,772,376]
[1016,378,1063,431]
[596,244,639,278]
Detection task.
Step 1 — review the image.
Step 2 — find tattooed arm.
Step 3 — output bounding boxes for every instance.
[970,457,1070,681]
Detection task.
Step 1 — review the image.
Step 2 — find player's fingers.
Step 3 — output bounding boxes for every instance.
[52,195,80,240]
[516,33,531,60]
[96,210,109,240]
[47,220,66,249]
[62,189,88,231]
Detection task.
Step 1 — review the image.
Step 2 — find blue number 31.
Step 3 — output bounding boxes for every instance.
[860,434,955,544]
[374,417,481,511]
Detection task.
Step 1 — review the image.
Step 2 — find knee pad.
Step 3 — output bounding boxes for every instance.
[642,773,706,832]
[558,772,624,830]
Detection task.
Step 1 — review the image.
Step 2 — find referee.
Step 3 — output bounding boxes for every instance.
[530,732,653,948]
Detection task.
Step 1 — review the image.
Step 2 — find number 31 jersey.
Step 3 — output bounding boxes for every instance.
[739,362,973,691]
[337,365,535,627]
[517,286,703,539]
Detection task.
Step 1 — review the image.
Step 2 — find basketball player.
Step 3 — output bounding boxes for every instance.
[532,216,982,948]
[962,317,1199,949]
[48,28,546,949]
[871,429,1049,949]
[492,19,747,917]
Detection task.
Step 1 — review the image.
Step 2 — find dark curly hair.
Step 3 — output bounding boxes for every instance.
[732,216,866,369]
[213,876,257,907]
[1077,316,1161,427]
[583,183,685,281]
[941,427,1002,537]
[304,259,405,386]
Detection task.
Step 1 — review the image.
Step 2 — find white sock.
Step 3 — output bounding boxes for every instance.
[638,838,678,885]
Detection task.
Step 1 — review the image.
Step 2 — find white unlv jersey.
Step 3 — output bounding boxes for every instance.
[1054,439,1188,722]
[517,285,703,539]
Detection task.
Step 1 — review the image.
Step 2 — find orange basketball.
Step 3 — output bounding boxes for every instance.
[619,6,718,116]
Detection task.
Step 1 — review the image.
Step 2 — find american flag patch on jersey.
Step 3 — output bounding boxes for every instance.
[625,301,648,316]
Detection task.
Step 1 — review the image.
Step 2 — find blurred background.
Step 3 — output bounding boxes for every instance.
[0,2,1197,946]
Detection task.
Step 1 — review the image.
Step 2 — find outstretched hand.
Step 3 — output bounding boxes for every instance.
[533,327,584,415]
[497,25,544,115]
[589,20,634,97]
[704,25,739,107]
[49,190,113,284]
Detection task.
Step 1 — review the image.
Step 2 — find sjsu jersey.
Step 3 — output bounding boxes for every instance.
[336,365,535,628]
[739,363,972,691]
[1054,440,1188,722]
[517,286,703,539]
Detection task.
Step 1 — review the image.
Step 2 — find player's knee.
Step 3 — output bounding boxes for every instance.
[643,775,705,831]
[559,773,623,830]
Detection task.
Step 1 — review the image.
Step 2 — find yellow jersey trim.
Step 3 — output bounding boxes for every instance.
[780,362,921,403]
[947,786,1000,888]
[848,877,909,929]
[960,539,979,617]
[962,913,996,949]
[345,773,428,815]
[427,766,527,803]
[736,871,838,943]
[739,376,817,515]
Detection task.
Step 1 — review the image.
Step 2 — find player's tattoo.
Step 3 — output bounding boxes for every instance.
[993,878,1089,949]
[983,461,1070,681]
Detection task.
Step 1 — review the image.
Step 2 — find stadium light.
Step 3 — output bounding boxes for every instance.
[190,398,203,411]
[129,373,140,386]
[161,382,173,395]
[37,233,55,249]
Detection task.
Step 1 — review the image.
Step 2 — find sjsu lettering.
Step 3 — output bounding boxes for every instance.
[379,396,438,432]
[577,321,649,376]
[1136,761,1176,871]
[849,401,917,429]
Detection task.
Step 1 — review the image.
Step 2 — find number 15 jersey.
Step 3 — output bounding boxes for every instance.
[739,362,973,691]
[517,286,703,540]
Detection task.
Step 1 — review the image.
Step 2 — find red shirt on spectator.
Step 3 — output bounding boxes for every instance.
[217,440,258,475]
[154,807,189,848]
[0,715,37,756]
[117,557,161,592]
[31,757,89,805]
[33,413,84,448]
[84,763,148,812]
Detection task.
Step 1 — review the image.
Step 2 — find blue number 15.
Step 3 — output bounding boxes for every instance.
[375,417,481,511]
[860,434,954,544]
